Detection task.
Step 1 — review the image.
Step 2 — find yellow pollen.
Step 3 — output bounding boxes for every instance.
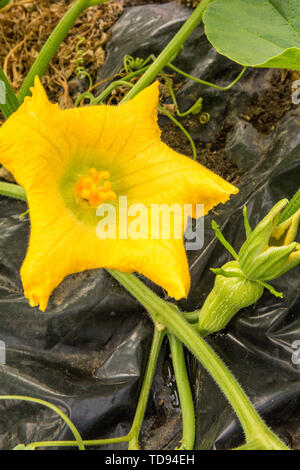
[75,168,116,207]
[80,188,91,199]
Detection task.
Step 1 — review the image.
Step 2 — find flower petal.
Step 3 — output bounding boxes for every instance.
[0,77,239,311]
[60,80,161,169]
[0,77,68,190]
[115,140,238,215]
[21,192,190,310]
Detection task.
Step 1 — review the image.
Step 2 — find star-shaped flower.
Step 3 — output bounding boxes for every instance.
[0,77,238,311]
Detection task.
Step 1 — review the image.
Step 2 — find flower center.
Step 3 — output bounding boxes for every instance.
[75,168,117,207]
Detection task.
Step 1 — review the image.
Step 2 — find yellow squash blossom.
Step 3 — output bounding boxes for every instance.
[0,77,238,311]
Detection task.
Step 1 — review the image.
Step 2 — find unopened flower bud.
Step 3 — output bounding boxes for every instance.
[239,199,300,282]
[198,195,300,336]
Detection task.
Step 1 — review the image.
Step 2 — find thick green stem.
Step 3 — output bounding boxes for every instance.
[168,334,195,450]
[122,0,213,103]
[128,326,165,450]
[107,269,288,450]
[17,0,108,103]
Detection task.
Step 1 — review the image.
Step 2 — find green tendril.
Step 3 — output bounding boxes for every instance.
[158,104,197,160]
[0,396,85,450]
[211,220,239,260]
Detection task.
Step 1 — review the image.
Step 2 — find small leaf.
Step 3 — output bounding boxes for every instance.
[203,0,300,71]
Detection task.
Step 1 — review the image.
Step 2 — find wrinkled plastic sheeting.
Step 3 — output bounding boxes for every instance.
[0,2,299,450]
[0,197,154,449]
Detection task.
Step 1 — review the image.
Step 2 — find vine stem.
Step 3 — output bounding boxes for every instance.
[168,334,195,450]
[127,326,166,450]
[0,396,85,450]
[122,0,213,103]
[8,326,166,450]
[23,435,129,450]
[107,269,289,450]
[17,0,109,103]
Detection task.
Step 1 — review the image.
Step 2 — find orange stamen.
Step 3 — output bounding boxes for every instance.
[75,168,117,206]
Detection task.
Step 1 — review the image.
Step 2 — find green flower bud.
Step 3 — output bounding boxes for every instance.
[198,194,300,336]
[198,261,264,336]
[239,199,300,282]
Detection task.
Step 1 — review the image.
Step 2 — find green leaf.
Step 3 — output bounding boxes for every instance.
[0,1,10,9]
[203,0,300,70]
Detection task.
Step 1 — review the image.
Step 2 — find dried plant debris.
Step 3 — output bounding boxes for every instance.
[0,0,124,105]
[123,0,173,5]
[176,0,200,7]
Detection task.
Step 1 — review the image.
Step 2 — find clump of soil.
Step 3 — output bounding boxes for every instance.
[241,70,295,134]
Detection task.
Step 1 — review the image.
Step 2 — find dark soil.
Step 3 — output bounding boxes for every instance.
[161,118,242,185]
[160,68,296,185]
[241,70,296,134]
